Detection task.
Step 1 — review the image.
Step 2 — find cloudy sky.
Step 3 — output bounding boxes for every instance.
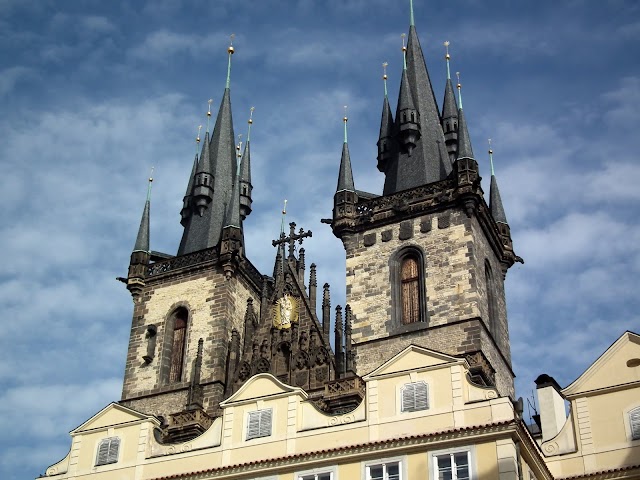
[1,0,639,478]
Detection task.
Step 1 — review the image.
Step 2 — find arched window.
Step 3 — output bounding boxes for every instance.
[485,261,500,348]
[390,247,427,328]
[168,307,188,383]
[401,256,420,324]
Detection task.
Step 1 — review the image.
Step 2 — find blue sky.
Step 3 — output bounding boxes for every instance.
[1,0,639,478]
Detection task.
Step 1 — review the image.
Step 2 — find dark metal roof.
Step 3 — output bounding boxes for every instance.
[178,88,236,255]
[336,141,355,192]
[382,25,451,195]
[456,107,474,160]
[441,78,458,124]
[490,174,508,224]
[240,139,251,187]
[132,199,150,253]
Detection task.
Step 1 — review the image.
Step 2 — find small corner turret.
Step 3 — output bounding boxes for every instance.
[127,174,152,301]
[332,108,358,239]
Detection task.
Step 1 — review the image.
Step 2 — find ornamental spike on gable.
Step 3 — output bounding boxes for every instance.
[455,72,474,161]
[441,41,459,163]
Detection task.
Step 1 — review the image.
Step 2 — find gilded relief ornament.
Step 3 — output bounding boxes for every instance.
[273,293,298,329]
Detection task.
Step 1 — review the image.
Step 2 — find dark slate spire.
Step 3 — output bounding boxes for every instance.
[220,142,244,280]
[489,142,508,224]
[336,109,355,192]
[178,41,237,255]
[133,176,152,253]
[441,41,458,163]
[456,73,474,161]
[180,151,199,227]
[395,61,421,157]
[383,3,451,195]
[239,108,254,220]
[377,63,396,173]
[127,175,153,301]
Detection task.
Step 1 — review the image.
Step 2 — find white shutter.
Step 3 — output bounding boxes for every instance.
[401,382,429,412]
[630,408,640,440]
[247,409,272,440]
[106,437,120,463]
[95,437,119,466]
[96,440,110,465]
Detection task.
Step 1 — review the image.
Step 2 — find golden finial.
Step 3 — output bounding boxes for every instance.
[146,166,154,201]
[343,105,348,123]
[228,33,235,54]
[401,33,407,53]
[149,166,154,184]
[282,199,288,215]
[236,134,243,157]
[248,106,254,124]
[456,71,461,89]
[207,99,213,117]
[196,125,202,143]
[488,138,493,155]
[382,61,388,80]
[444,40,450,60]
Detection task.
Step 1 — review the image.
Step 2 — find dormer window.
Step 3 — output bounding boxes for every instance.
[401,381,429,412]
[246,409,272,440]
[95,437,120,466]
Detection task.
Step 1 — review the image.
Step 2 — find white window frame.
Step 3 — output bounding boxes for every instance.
[363,455,405,480]
[430,446,476,480]
[246,408,273,441]
[296,466,336,480]
[95,436,120,466]
[400,381,429,413]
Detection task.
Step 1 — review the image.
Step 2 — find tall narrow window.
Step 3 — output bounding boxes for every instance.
[169,308,188,383]
[485,261,498,336]
[401,256,420,324]
[391,247,427,329]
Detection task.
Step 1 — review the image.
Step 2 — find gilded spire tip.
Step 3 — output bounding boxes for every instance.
[246,106,254,143]
[488,138,495,176]
[206,99,213,132]
[146,166,154,201]
[343,105,348,143]
[382,62,389,97]
[401,33,407,70]
[226,34,235,89]
[456,71,463,109]
[444,41,451,80]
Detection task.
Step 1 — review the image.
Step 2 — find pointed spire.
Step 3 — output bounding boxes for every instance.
[180,128,202,226]
[377,63,395,172]
[178,40,237,255]
[383,2,451,194]
[337,106,355,192]
[488,139,508,224]
[133,172,153,253]
[456,72,474,161]
[239,107,254,220]
[224,137,242,229]
[396,46,421,157]
[441,41,458,163]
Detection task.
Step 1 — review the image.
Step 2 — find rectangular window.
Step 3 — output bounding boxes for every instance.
[95,437,120,466]
[434,451,471,480]
[246,409,272,440]
[401,381,429,412]
[299,473,332,480]
[630,407,640,440]
[366,461,401,480]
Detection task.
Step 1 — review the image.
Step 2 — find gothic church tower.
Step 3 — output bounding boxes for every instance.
[331,2,521,397]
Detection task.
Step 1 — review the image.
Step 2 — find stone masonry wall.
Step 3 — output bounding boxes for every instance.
[345,207,514,397]
[121,265,260,419]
